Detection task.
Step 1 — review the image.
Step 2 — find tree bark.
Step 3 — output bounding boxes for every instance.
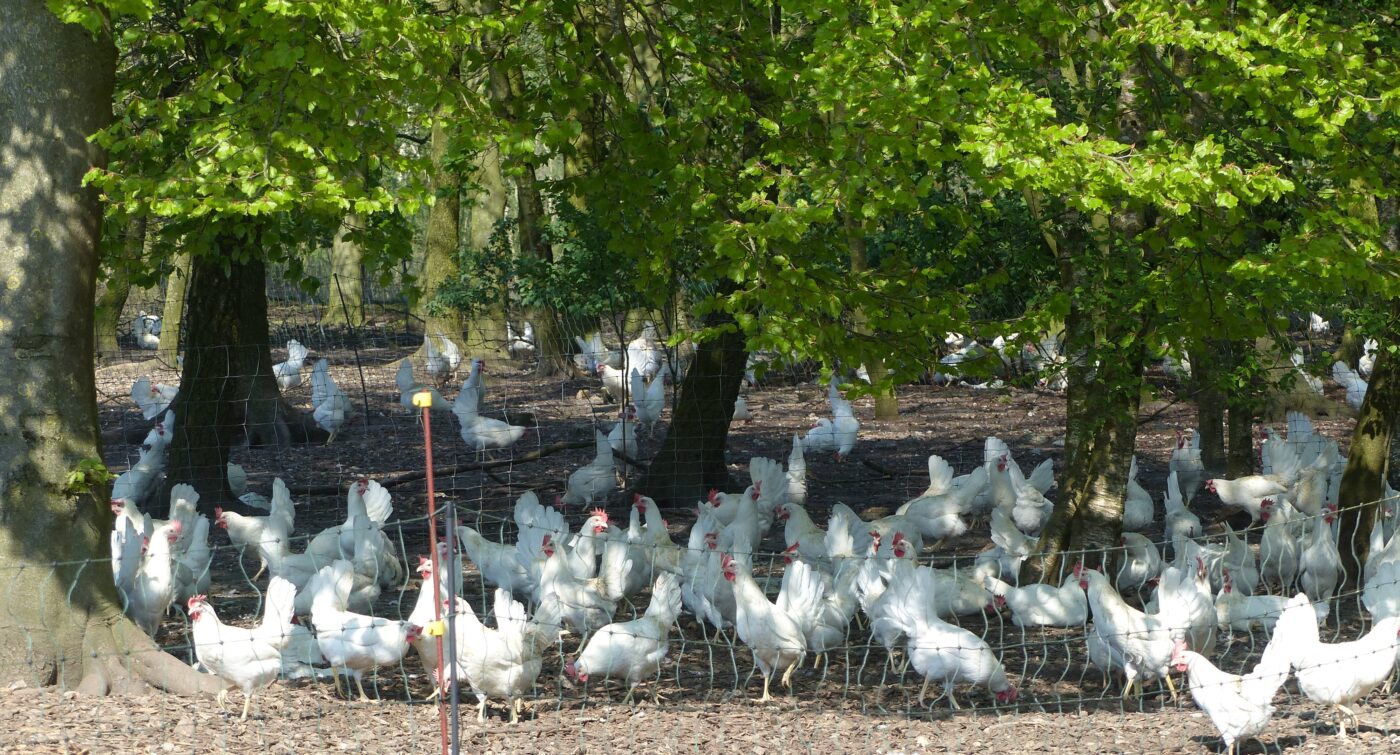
[0,1,221,696]
[95,216,146,360]
[158,251,192,365]
[320,212,365,327]
[637,304,748,506]
[464,141,509,358]
[1187,344,1227,473]
[1022,301,1147,582]
[1336,320,1398,588]
[167,242,325,509]
[844,211,898,420]
[416,118,468,356]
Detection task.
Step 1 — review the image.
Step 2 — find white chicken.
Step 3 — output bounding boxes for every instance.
[171,514,213,604]
[1171,635,1290,755]
[984,570,1087,628]
[1169,429,1205,503]
[1299,503,1341,607]
[1257,498,1301,594]
[507,321,535,359]
[132,310,161,349]
[629,367,667,437]
[896,455,986,546]
[723,552,825,702]
[878,563,1018,708]
[216,477,296,581]
[396,358,450,415]
[607,404,639,472]
[308,560,421,701]
[452,378,528,456]
[1205,475,1288,523]
[801,377,859,461]
[565,572,683,704]
[1214,569,1322,634]
[1362,560,1400,621]
[423,332,461,389]
[732,394,751,423]
[131,375,178,420]
[226,462,271,510]
[273,339,309,391]
[1114,532,1162,595]
[1122,456,1153,532]
[597,363,628,402]
[443,589,561,723]
[1272,592,1400,739]
[533,532,628,636]
[574,331,619,374]
[1163,470,1203,549]
[406,555,462,701]
[188,576,299,720]
[125,519,182,636]
[310,358,354,443]
[1083,565,1177,698]
[786,434,808,507]
[455,524,532,595]
[1331,360,1368,412]
[560,431,616,507]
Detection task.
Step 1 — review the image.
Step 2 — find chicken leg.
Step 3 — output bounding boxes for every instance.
[331,668,346,699]
[780,660,799,690]
[758,675,773,703]
[215,688,229,711]
[354,675,376,703]
[918,677,931,705]
[476,698,488,723]
[240,693,253,722]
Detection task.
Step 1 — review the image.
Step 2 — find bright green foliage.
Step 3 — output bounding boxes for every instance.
[76,0,446,289]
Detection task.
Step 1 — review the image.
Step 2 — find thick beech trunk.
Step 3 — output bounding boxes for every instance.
[416,119,467,356]
[0,1,221,696]
[1188,344,1227,473]
[167,246,324,508]
[637,307,748,506]
[95,216,146,360]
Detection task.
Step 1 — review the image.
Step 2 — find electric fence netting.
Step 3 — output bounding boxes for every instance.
[6,287,1400,754]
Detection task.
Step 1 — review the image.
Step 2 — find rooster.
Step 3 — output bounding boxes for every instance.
[722,552,825,702]
[1272,593,1400,739]
[188,577,299,720]
[308,560,421,701]
[565,572,683,704]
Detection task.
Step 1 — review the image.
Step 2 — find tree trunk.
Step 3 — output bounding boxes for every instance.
[94,216,144,361]
[1188,344,1227,473]
[167,243,324,509]
[844,211,898,420]
[515,159,572,377]
[320,212,365,327]
[1226,399,1257,477]
[1333,325,1364,370]
[416,119,467,354]
[464,141,509,359]
[1336,322,1398,588]
[1336,202,1400,587]
[0,1,222,696]
[637,305,748,507]
[159,251,192,365]
[1022,304,1146,582]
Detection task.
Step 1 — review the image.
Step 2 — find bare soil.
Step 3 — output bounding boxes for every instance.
[49,335,1396,754]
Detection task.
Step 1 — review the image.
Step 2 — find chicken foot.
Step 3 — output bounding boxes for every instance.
[240,693,253,722]
[476,698,488,723]
[1334,704,1360,739]
[758,675,774,703]
[354,675,377,703]
[780,660,799,690]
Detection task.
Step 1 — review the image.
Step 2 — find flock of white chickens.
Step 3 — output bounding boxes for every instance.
[104,325,1400,752]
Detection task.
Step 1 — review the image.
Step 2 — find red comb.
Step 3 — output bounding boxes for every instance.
[592,508,608,522]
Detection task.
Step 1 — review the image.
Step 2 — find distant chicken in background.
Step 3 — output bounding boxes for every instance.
[507,321,536,360]
[561,432,617,506]
[452,377,528,457]
[396,358,450,415]
[627,321,668,381]
[310,358,354,443]
[273,339,310,391]
[802,377,859,461]
[1169,429,1205,504]
[132,310,161,350]
[216,477,296,581]
[1331,360,1368,412]
[423,332,462,389]
[630,367,667,437]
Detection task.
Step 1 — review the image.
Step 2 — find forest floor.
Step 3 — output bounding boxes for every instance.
[44,332,1394,754]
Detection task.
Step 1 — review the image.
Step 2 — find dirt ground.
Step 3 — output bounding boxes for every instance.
[46,331,1397,754]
